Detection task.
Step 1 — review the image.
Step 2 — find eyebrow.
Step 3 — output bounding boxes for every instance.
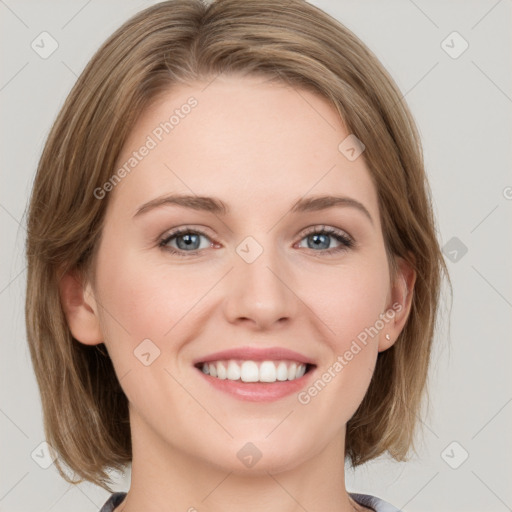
[133,193,373,224]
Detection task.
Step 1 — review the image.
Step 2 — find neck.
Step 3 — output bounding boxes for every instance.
[116,411,366,512]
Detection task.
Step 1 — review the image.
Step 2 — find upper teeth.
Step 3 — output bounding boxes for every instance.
[201,360,307,383]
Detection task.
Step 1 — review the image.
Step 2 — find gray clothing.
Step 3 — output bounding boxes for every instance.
[99,491,403,511]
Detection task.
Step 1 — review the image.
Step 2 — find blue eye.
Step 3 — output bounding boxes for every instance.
[159,228,212,255]
[297,226,354,254]
[159,226,354,257]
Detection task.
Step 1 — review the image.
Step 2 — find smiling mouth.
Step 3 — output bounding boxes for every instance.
[194,359,315,383]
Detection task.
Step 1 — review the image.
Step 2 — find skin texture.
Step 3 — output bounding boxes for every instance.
[60,74,415,512]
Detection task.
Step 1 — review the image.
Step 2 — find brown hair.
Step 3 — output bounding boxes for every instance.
[25,0,449,491]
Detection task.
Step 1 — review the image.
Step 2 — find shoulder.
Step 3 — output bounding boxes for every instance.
[99,492,127,512]
[349,492,404,512]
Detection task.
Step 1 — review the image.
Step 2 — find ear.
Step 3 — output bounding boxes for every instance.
[58,268,103,345]
[378,255,416,352]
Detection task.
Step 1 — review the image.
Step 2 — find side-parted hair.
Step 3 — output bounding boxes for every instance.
[25,0,449,491]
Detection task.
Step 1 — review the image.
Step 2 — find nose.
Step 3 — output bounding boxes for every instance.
[223,242,298,331]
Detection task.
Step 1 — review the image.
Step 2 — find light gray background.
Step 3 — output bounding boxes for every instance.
[1,1,511,511]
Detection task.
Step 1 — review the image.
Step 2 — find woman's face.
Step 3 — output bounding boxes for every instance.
[76,74,411,475]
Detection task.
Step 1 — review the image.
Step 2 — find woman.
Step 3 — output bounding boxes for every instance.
[25,1,448,511]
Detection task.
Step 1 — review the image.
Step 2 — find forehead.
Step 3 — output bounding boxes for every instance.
[107,74,379,222]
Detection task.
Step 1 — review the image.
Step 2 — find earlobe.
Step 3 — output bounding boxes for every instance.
[378,255,416,352]
[59,269,103,345]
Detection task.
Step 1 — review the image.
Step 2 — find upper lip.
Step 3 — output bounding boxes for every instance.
[193,347,316,366]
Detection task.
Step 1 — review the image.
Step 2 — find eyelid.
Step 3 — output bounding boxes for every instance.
[298,224,353,240]
[159,224,353,242]
[159,224,216,242]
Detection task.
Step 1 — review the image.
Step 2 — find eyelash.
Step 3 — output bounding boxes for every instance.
[158,225,355,257]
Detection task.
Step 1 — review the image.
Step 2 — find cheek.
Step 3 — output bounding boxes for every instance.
[93,244,216,363]
[300,260,389,412]
[311,260,390,349]
[92,247,201,409]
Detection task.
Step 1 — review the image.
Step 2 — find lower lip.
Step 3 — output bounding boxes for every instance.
[196,367,315,402]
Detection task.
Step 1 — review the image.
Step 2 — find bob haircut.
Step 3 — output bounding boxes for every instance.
[25,0,449,492]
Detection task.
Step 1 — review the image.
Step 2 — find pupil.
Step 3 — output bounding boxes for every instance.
[178,233,199,250]
[310,233,329,250]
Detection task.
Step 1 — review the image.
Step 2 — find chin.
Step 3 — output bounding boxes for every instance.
[196,432,318,476]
